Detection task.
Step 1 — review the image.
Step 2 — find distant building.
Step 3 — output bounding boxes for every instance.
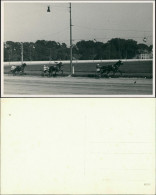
[135,49,153,59]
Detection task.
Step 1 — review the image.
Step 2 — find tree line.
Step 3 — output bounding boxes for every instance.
[4,38,152,62]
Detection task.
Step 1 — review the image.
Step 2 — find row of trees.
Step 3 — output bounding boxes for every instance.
[4,38,153,61]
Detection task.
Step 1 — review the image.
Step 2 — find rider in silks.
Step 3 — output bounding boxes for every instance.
[96,64,101,74]
[96,64,102,78]
[11,65,16,71]
[43,65,49,73]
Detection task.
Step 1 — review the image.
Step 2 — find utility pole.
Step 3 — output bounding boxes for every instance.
[29,46,31,61]
[109,43,111,59]
[118,38,121,59]
[69,3,74,75]
[21,42,23,64]
[9,48,11,66]
[49,48,52,62]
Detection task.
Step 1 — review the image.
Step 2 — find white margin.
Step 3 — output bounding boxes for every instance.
[1,1,4,96]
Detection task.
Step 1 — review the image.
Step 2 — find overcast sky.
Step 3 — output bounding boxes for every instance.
[3,2,153,45]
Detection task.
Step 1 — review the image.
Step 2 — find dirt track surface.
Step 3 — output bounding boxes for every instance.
[3,75,153,96]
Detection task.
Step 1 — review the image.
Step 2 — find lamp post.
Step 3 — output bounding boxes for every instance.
[118,38,121,59]
[9,47,12,65]
[69,3,74,75]
[21,42,23,64]
[31,45,35,61]
[47,3,74,75]
[49,48,52,62]
[29,46,32,61]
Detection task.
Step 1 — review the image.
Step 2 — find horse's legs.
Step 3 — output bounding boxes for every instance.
[97,70,101,78]
[97,72,101,78]
[118,70,122,76]
[44,71,47,77]
[107,70,110,76]
[113,70,116,76]
[96,71,100,78]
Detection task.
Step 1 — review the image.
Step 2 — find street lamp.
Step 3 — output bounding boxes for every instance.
[47,5,51,12]
[47,3,74,75]
[69,3,74,75]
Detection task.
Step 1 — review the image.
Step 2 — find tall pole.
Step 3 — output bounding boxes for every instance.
[9,48,11,66]
[69,3,73,75]
[29,46,31,61]
[118,39,121,59]
[49,48,51,62]
[21,42,23,64]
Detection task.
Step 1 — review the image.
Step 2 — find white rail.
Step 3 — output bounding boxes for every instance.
[4,59,152,66]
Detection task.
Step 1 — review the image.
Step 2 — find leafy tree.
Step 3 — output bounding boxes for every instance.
[3,38,152,61]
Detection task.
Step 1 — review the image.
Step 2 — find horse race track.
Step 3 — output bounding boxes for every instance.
[3,75,153,96]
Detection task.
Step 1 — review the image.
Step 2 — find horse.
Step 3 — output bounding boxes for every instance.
[97,60,123,78]
[48,62,63,77]
[11,63,27,75]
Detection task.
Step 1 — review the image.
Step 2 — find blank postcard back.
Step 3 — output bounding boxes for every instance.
[1,98,155,194]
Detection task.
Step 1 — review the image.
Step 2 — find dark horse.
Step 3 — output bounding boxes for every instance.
[49,62,63,77]
[97,60,123,77]
[11,63,27,75]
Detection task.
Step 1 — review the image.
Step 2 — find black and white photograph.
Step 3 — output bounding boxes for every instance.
[1,1,156,194]
[1,1,155,96]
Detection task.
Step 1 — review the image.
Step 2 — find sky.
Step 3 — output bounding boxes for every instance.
[3,2,153,46]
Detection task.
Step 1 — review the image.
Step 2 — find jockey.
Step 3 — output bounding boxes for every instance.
[43,65,49,72]
[11,65,16,71]
[96,64,100,72]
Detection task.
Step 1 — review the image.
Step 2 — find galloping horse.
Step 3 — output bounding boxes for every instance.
[49,62,63,77]
[11,63,27,75]
[97,60,123,77]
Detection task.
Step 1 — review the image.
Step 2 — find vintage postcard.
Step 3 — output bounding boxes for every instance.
[1,1,155,97]
[1,1,155,194]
